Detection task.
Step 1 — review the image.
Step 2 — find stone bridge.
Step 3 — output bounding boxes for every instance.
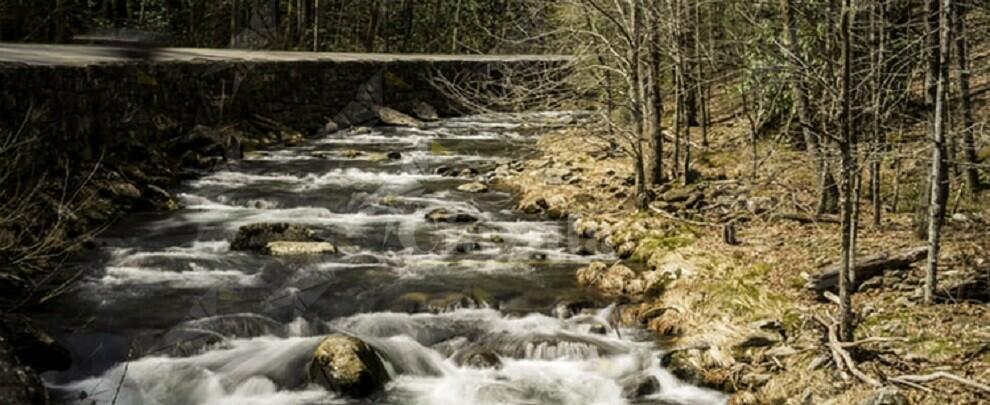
[0,43,571,161]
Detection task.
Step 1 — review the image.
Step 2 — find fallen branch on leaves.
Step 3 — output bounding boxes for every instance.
[813,314,881,387]
[890,372,990,393]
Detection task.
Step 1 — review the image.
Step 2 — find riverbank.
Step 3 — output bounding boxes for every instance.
[496,126,989,404]
[0,116,309,403]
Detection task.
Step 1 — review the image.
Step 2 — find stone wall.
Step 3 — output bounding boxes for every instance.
[0,58,558,165]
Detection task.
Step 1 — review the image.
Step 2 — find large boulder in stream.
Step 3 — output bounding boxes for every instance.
[309,335,391,398]
[372,106,425,129]
[412,101,440,121]
[230,223,319,251]
[425,208,479,224]
[457,182,489,193]
[263,241,337,256]
[453,349,503,369]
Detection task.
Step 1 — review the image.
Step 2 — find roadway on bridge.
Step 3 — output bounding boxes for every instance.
[0,43,571,66]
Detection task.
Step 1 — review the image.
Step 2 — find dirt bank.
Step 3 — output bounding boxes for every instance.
[495,127,989,404]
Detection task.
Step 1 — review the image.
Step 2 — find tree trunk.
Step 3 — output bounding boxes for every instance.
[838,0,855,342]
[451,0,462,53]
[681,0,692,185]
[313,0,320,51]
[628,3,647,210]
[644,6,664,187]
[925,0,939,106]
[871,0,886,227]
[952,2,981,195]
[365,0,382,52]
[781,0,833,215]
[925,0,951,305]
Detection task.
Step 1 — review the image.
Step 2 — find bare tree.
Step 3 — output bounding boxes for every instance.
[925,0,951,305]
[951,1,981,196]
[837,0,856,341]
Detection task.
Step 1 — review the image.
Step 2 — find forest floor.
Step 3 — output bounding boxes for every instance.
[496,85,990,403]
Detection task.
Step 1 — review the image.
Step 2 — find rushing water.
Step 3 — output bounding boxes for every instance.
[39,112,725,405]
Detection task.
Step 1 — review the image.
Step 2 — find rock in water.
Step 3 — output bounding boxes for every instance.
[372,106,425,129]
[263,241,337,256]
[425,208,479,223]
[621,375,660,398]
[454,350,502,369]
[309,335,391,398]
[231,223,318,251]
[457,182,489,193]
[412,101,440,121]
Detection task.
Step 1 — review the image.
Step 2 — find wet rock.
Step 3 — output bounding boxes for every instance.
[322,120,340,134]
[279,130,305,146]
[309,335,391,398]
[231,223,318,251]
[425,208,478,223]
[263,241,337,256]
[455,350,502,369]
[621,375,660,398]
[412,101,440,121]
[431,337,470,357]
[663,350,705,385]
[378,195,426,212]
[427,293,478,313]
[457,182,489,193]
[861,387,909,405]
[142,184,179,211]
[518,196,549,214]
[373,105,425,129]
[574,219,598,239]
[386,151,403,160]
[109,181,142,202]
[452,241,482,254]
[459,167,480,178]
[575,245,595,256]
[336,149,365,158]
[552,298,596,319]
[490,234,505,244]
[529,252,548,261]
[434,166,453,176]
[392,292,430,313]
[588,323,608,335]
[469,287,493,307]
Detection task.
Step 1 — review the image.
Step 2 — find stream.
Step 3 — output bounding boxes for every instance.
[38,112,725,405]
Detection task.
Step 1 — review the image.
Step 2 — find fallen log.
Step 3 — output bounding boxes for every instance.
[805,246,928,293]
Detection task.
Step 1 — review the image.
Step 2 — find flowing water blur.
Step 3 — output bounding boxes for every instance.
[39,113,726,405]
